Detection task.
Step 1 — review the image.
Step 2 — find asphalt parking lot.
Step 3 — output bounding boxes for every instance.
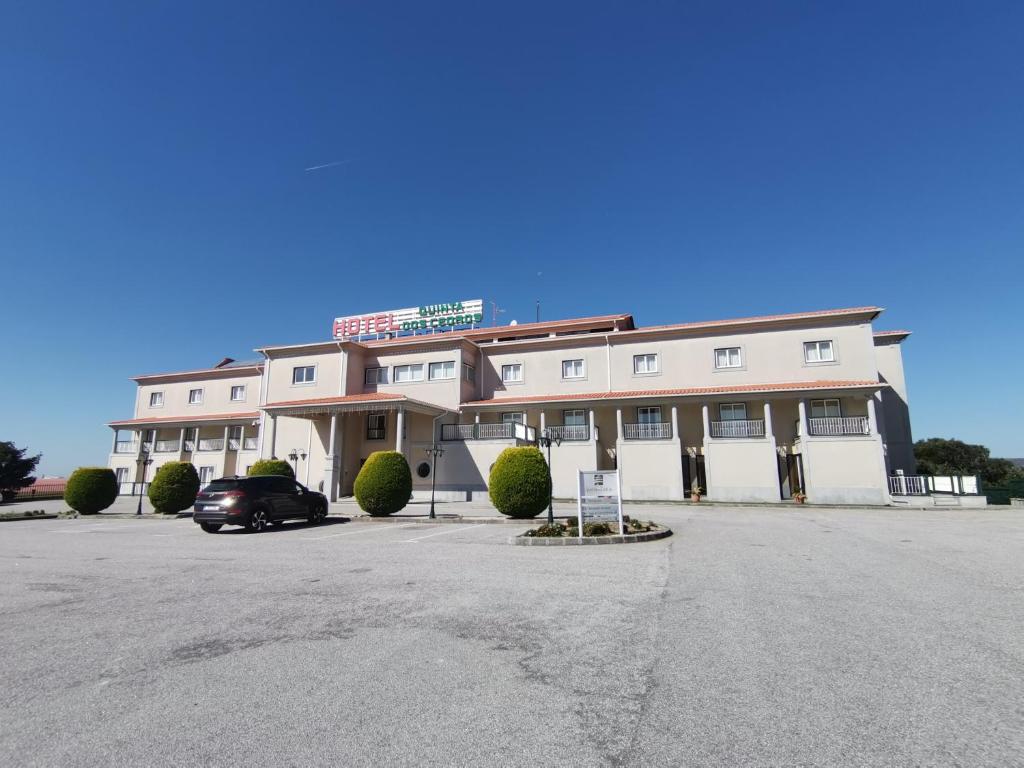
[2,505,1022,767]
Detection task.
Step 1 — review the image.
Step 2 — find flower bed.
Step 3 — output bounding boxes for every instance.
[514,518,672,546]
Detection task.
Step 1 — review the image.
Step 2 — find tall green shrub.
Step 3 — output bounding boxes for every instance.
[354,451,412,516]
[247,459,296,479]
[148,462,200,514]
[488,446,551,519]
[64,467,118,514]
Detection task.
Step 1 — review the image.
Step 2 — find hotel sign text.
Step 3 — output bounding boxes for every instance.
[333,299,484,339]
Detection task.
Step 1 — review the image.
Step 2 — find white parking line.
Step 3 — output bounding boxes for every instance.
[401,524,486,543]
[301,523,420,541]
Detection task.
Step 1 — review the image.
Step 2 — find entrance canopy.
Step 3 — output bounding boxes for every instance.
[263,392,449,420]
[108,411,261,430]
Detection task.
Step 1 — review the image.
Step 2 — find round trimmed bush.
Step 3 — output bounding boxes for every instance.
[247,459,295,479]
[147,461,200,514]
[64,467,118,515]
[488,446,551,519]
[354,451,412,516]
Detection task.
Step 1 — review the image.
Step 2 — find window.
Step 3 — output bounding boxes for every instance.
[149,392,163,408]
[429,360,456,380]
[462,363,476,383]
[188,388,203,405]
[115,467,130,484]
[804,340,835,363]
[715,347,742,369]
[501,412,525,424]
[637,406,662,424]
[230,385,246,401]
[228,425,243,440]
[367,412,386,440]
[501,363,523,383]
[719,403,747,421]
[562,359,585,379]
[563,409,586,426]
[199,466,215,486]
[633,354,659,374]
[810,399,842,418]
[393,364,424,383]
[292,366,316,384]
[364,367,389,385]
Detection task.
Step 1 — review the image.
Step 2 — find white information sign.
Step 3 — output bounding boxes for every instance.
[577,470,624,537]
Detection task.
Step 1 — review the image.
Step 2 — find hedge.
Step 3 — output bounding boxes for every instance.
[64,467,119,514]
[488,446,551,519]
[148,462,200,514]
[354,451,412,516]
[247,459,296,479]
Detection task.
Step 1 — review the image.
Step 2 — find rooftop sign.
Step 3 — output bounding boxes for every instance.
[333,299,484,339]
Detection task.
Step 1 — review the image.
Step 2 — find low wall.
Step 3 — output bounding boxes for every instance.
[805,438,888,505]
[617,440,685,500]
[705,439,779,502]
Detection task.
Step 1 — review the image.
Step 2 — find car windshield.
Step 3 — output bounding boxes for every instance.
[203,479,241,492]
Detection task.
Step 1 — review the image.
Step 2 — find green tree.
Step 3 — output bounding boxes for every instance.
[488,446,551,519]
[0,441,42,502]
[148,462,201,514]
[64,467,119,514]
[914,438,1024,485]
[354,451,412,516]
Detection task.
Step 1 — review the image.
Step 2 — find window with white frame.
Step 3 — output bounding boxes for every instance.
[462,363,476,383]
[561,359,585,379]
[633,354,659,374]
[563,409,586,426]
[229,425,243,440]
[188,388,203,405]
[714,347,742,369]
[429,360,456,380]
[719,403,747,421]
[804,340,835,363]
[199,466,215,486]
[501,412,525,424]
[501,363,523,383]
[367,412,386,440]
[810,398,842,418]
[393,364,424,383]
[637,406,663,424]
[149,391,164,407]
[115,467,130,484]
[364,367,388,385]
[230,385,246,401]
[292,365,316,384]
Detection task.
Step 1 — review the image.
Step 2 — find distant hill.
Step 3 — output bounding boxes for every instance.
[1012,459,1024,468]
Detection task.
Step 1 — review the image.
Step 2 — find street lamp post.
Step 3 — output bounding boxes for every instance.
[135,450,153,516]
[424,445,444,519]
[287,449,306,477]
[537,429,561,525]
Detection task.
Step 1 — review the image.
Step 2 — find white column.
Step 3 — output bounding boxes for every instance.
[270,415,278,458]
[326,413,339,501]
[588,409,595,442]
[797,400,808,437]
[395,409,404,453]
[616,407,623,439]
[866,396,878,435]
[539,411,546,433]
[763,401,774,437]
[179,427,186,458]
[701,404,710,439]
[111,429,119,454]
[671,405,679,440]
[222,425,230,474]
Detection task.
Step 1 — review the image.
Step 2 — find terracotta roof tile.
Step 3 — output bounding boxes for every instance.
[264,392,406,409]
[462,379,883,407]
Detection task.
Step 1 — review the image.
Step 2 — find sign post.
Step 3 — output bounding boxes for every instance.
[576,470,624,538]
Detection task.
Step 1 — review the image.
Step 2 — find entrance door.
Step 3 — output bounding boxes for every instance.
[695,455,707,492]
[778,454,804,499]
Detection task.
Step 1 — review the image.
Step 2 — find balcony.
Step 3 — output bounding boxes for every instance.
[154,440,180,453]
[441,423,531,441]
[197,438,224,451]
[623,422,672,440]
[114,441,138,454]
[228,438,240,450]
[710,419,765,439]
[366,428,386,441]
[808,416,869,436]
[545,424,590,442]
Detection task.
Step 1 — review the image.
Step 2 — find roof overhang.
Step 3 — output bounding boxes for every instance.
[263,393,449,419]
[109,411,261,429]
[461,380,886,410]
[873,330,912,344]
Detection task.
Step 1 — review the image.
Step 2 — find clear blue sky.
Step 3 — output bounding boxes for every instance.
[2,1,1022,476]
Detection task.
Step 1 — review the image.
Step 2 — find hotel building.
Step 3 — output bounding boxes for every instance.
[107,303,915,505]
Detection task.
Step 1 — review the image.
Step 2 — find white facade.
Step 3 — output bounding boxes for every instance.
[107,306,919,505]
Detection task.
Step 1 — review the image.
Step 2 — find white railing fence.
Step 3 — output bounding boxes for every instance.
[478,423,514,439]
[197,438,224,451]
[888,474,980,496]
[114,441,138,454]
[710,419,765,438]
[623,422,672,440]
[808,416,870,436]
[154,440,180,453]
[545,424,590,441]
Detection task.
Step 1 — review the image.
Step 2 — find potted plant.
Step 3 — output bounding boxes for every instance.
[690,480,704,503]
[793,489,807,504]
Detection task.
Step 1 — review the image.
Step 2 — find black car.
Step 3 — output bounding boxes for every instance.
[193,476,329,533]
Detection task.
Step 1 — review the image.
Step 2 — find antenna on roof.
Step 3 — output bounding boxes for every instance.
[536,300,540,324]
[489,300,506,326]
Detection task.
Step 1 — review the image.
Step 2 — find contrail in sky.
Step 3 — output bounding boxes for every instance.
[304,160,351,172]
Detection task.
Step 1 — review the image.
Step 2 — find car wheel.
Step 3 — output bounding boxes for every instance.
[308,503,327,525]
[199,522,222,533]
[246,508,269,533]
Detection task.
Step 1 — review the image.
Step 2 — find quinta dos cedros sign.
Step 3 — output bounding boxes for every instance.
[333,299,484,339]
